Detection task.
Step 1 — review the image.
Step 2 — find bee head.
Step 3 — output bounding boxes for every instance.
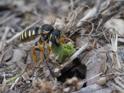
[50,29,61,46]
[41,24,54,40]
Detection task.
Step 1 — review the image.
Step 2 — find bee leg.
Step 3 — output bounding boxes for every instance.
[32,46,38,63]
[49,46,52,56]
[38,43,44,63]
[48,42,52,55]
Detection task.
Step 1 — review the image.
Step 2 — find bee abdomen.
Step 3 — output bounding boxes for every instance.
[20,26,40,41]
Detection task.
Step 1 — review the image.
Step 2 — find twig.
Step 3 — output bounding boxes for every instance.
[8,65,27,89]
[72,84,102,93]
[0,15,15,25]
[88,21,95,35]
[0,27,10,52]
[100,0,111,13]
[10,77,20,90]
[0,48,9,64]
[78,72,103,88]
[70,0,74,11]
[46,0,53,7]
[111,33,121,69]
[6,19,42,44]
[118,38,124,43]
[116,77,124,84]
[1,72,6,92]
[114,77,124,89]
[107,81,124,92]
[85,72,102,83]
[76,0,102,27]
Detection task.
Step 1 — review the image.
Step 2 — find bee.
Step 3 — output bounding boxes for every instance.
[19,24,61,63]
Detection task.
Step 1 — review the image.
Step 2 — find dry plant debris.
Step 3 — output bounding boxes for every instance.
[0,0,124,93]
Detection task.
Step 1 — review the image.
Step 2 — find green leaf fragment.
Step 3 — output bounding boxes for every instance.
[52,42,76,63]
